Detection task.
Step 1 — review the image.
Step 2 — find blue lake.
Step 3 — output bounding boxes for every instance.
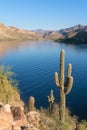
[0,40,87,120]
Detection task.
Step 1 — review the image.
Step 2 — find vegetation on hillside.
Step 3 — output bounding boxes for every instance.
[55,31,87,43]
[0,66,20,104]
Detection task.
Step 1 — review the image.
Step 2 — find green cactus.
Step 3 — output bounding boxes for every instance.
[48,90,55,114]
[54,50,73,122]
[28,96,35,111]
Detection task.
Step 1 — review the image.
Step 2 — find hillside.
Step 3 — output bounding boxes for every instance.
[34,29,64,40]
[59,24,87,36]
[56,31,87,43]
[34,24,87,42]
[0,23,42,41]
[54,25,87,43]
[0,23,87,43]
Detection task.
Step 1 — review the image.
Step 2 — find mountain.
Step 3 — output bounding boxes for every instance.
[56,30,87,43]
[55,25,87,43]
[0,23,42,41]
[0,23,87,43]
[59,24,87,35]
[34,24,87,41]
[33,29,64,40]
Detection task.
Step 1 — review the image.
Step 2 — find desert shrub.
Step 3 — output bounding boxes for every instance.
[77,120,87,130]
[0,66,20,104]
[39,104,77,130]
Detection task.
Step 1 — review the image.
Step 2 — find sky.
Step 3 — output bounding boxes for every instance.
[0,0,87,30]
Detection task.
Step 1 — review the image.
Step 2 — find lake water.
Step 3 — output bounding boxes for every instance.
[0,40,87,120]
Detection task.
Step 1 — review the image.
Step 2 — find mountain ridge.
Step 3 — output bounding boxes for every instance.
[0,23,43,41]
[0,23,87,42]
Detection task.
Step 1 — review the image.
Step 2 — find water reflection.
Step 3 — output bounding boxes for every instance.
[0,41,87,58]
[0,41,36,57]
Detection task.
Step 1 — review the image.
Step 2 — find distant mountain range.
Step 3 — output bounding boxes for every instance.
[33,24,87,43]
[0,23,87,43]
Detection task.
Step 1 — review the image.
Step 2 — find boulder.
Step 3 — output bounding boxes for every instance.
[0,110,13,130]
[27,111,40,128]
[4,104,11,112]
[11,106,28,129]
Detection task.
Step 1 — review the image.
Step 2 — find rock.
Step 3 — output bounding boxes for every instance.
[0,110,13,130]
[4,104,11,112]
[11,106,28,129]
[27,111,40,128]
[27,123,40,130]
[0,103,41,130]
[12,99,24,111]
[12,125,21,130]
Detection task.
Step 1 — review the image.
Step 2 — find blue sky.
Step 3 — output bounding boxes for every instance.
[0,0,87,30]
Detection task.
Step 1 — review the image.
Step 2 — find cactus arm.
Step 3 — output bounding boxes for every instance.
[60,50,65,89]
[65,76,73,94]
[65,63,73,94]
[28,96,35,111]
[67,64,72,77]
[48,90,55,114]
[54,72,60,87]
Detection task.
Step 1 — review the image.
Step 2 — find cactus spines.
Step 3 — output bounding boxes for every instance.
[54,50,73,122]
[28,96,35,111]
[48,90,55,114]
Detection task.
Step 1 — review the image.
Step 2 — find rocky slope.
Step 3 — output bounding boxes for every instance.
[54,25,87,43]
[34,24,87,42]
[56,31,87,43]
[58,24,87,36]
[34,29,63,40]
[0,23,42,41]
[0,102,42,130]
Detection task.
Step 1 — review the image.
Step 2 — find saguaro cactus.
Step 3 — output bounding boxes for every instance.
[54,50,73,122]
[28,96,35,111]
[48,90,55,114]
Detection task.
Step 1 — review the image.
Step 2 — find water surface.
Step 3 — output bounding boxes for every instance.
[0,40,87,120]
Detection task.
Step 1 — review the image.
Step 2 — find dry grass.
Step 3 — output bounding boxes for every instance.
[39,104,77,130]
[0,66,20,105]
[77,120,87,130]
